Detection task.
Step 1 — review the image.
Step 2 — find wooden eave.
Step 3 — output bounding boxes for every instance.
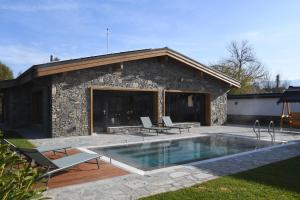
[0,79,18,89]
[36,49,168,77]
[1,48,241,89]
[165,50,240,88]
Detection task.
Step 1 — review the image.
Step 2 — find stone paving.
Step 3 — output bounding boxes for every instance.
[30,125,300,148]
[29,125,300,200]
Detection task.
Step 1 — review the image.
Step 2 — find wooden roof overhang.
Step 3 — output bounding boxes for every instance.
[0,47,240,89]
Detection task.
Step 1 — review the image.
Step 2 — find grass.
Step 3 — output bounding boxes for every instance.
[141,156,300,200]
[1,130,35,148]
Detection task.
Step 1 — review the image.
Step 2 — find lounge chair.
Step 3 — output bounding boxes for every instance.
[18,148,101,187]
[140,117,170,135]
[162,116,191,134]
[1,138,71,155]
[1,138,18,151]
[36,144,71,155]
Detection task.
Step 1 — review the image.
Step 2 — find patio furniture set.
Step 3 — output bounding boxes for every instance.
[140,116,191,135]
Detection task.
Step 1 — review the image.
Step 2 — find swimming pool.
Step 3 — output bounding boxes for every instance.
[90,134,273,171]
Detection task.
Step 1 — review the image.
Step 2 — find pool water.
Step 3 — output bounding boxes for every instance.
[91,135,272,171]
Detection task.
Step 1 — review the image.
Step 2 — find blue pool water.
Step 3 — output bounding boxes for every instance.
[91,135,271,171]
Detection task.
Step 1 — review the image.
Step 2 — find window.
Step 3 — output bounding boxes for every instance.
[32,91,43,124]
[165,92,206,123]
[0,96,3,122]
[93,90,155,132]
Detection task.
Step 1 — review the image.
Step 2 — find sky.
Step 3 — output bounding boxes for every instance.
[0,0,300,82]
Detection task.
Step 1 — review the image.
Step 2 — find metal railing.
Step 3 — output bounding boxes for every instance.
[268,120,275,144]
[253,120,276,147]
[253,120,261,147]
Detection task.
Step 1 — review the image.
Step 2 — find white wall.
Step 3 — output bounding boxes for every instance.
[228,98,300,116]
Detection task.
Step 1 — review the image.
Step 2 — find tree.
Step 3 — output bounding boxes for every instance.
[260,73,289,93]
[0,61,13,80]
[211,40,266,94]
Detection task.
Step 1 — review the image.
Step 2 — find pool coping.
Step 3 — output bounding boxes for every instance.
[83,132,283,149]
[81,134,291,176]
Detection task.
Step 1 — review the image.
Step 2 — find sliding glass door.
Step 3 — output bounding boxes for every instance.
[165,92,206,124]
[93,90,156,132]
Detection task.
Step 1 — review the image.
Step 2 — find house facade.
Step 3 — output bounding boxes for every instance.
[0,48,240,137]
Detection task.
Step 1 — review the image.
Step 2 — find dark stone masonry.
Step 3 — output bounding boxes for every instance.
[51,58,229,137]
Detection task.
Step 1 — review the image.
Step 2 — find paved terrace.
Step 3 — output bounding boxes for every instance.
[27,125,300,200]
[30,125,300,147]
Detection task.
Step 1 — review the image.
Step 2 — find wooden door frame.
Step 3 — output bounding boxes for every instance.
[89,86,159,134]
[163,89,211,125]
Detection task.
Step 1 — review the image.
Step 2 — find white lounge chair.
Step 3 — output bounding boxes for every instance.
[162,116,191,134]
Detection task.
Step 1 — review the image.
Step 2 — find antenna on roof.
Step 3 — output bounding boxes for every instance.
[106,28,110,54]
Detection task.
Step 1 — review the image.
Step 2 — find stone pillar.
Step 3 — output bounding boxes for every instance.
[157,88,164,124]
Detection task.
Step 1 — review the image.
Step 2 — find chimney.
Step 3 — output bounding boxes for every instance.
[276,74,280,88]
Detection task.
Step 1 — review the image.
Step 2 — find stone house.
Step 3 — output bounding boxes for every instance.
[0,47,240,137]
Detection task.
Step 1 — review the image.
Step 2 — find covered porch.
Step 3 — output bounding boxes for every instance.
[90,87,211,134]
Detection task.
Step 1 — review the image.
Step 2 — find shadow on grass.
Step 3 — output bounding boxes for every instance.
[228,156,300,194]
[142,156,300,200]
[189,155,300,195]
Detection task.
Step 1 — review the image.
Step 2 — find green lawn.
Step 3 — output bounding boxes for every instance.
[141,156,300,200]
[1,130,35,148]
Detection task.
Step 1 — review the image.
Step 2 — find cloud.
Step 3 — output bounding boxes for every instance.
[0,44,50,75]
[0,43,102,76]
[0,1,78,12]
[239,31,261,41]
[0,45,49,64]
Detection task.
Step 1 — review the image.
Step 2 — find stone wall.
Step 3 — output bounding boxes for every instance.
[51,57,230,137]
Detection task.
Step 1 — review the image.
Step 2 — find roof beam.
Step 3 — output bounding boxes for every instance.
[36,50,167,77]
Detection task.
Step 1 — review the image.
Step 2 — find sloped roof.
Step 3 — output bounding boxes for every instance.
[277,86,300,103]
[0,47,240,88]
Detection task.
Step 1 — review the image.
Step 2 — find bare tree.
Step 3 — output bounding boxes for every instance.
[211,40,266,94]
[260,73,290,93]
[260,71,274,91]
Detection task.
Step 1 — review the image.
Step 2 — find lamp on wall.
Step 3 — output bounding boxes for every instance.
[179,77,184,82]
[112,63,124,72]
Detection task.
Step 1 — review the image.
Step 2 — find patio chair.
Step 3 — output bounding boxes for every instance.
[162,116,191,134]
[1,138,71,155]
[18,148,101,187]
[140,117,170,135]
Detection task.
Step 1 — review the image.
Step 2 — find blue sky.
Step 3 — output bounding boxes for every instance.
[0,0,300,82]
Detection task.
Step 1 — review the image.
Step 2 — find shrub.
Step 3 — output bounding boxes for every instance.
[0,143,48,200]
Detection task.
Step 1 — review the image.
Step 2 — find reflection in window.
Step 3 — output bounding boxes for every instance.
[93,90,155,131]
[0,96,3,122]
[32,91,43,124]
[165,92,205,124]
